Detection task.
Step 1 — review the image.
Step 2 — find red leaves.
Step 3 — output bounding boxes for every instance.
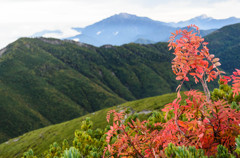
[104,110,160,157]
[169,25,223,91]
[106,110,124,123]
[220,69,240,96]
[161,90,240,154]
[104,96,240,156]
[232,69,240,97]
[220,76,231,85]
[104,25,240,157]
[184,77,189,81]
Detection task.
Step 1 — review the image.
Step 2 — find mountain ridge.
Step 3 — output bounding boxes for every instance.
[34,13,238,46]
[205,22,240,74]
[69,13,240,46]
[69,13,176,46]
[169,14,240,29]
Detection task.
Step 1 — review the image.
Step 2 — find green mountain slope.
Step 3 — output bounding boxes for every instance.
[205,23,240,74]
[0,38,185,143]
[0,38,127,143]
[0,93,178,158]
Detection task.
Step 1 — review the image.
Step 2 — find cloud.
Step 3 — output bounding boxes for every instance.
[41,28,80,39]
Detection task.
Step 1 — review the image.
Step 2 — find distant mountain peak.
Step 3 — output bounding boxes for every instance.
[117,13,133,18]
[109,13,143,21]
[197,14,211,19]
[170,14,240,30]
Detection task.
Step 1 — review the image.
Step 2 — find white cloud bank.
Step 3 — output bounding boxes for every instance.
[41,28,80,39]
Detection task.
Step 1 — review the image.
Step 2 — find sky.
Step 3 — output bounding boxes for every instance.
[0,0,240,49]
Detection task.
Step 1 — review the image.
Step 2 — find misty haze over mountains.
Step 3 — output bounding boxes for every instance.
[33,13,240,46]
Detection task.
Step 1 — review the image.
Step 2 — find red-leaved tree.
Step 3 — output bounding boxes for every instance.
[104,25,240,157]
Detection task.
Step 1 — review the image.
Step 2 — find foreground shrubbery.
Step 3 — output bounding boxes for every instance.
[22,107,240,158]
[23,117,107,158]
[23,25,240,157]
[103,25,240,157]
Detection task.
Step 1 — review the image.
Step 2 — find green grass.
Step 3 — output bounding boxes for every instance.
[0,92,178,158]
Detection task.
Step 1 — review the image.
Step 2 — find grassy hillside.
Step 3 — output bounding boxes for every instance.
[0,38,126,143]
[0,93,178,158]
[205,23,240,74]
[0,38,188,143]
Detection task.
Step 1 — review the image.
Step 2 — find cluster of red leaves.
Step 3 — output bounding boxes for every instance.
[232,69,240,97]
[220,76,231,85]
[104,25,240,157]
[161,90,240,155]
[168,25,222,92]
[104,93,240,157]
[221,69,240,97]
[103,110,164,158]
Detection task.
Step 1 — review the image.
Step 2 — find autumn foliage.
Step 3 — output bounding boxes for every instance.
[104,110,161,157]
[104,25,240,157]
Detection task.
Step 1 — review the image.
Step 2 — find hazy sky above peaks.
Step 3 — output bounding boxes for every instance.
[0,0,240,48]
